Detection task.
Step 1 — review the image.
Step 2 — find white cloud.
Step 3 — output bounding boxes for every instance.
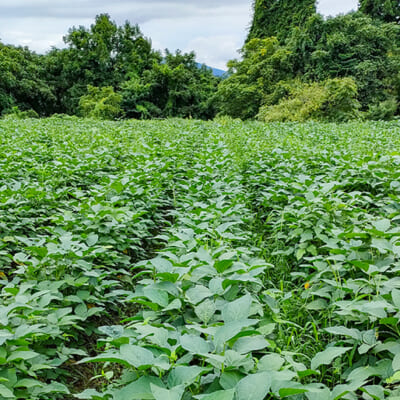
[184,35,242,70]
[317,0,359,17]
[141,4,250,69]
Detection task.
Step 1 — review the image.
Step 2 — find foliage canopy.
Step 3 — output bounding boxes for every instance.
[217,8,400,121]
[359,0,400,23]
[247,0,316,41]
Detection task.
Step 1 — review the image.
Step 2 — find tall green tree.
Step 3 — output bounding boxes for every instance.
[359,0,400,23]
[45,14,159,114]
[216,37,292,119]
[0,43,55,115]
[43,14,220,119]
[247,0,316,41]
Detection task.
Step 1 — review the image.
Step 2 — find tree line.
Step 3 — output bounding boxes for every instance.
[0,1,399,122]
[0,14,219,120]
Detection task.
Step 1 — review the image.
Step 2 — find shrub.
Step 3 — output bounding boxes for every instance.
[366,97,399,120]
[2,106,39,119]
[258,81,326,122]
[323,77,360,121]
[258,78,360,122]
[79,85,122,120]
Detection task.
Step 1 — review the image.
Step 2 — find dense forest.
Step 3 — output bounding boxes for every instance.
[0,0,399,121]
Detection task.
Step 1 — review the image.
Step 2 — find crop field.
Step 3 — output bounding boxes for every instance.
[1,117,400,400]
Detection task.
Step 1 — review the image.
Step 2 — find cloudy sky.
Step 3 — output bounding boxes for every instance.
[0,0,359,70]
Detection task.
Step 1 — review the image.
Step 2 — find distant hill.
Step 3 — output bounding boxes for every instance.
[197,63,227,77]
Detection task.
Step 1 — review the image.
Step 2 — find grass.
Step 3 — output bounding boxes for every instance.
[0,116,399,399]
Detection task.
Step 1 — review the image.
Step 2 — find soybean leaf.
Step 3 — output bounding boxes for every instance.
[222,294,252,323]
[114,376,164,400]
[392,289,400,308]
[180,334,211,355]
[195,299,216,324]
[167,366,207,388]
[150,384,184,400]
[232,335,269,354]
[258,354,285,371]
[311,347,352,370]
[186,286,213,305]
[120,344,155,369]
[393,353,400,371]
[214,319,258,352]
[0,384,13,398]
[235,372,271,400]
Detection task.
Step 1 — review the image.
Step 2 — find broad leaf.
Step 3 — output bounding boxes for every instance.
[311,347,352,370]
[150,384,184,400]
[195,299,216,324]
[180,334,211,355]
[115,377,163,400]
[222,295,252,323]
[214,319,258,352]
[232,335,269,354]
[235,372,271,400]
[167,366,207,388]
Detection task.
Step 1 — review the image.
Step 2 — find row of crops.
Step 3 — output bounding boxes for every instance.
[0,117,400,399]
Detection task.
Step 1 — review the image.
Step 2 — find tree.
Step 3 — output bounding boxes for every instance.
[220,9,400,120]
[359,0,400,23]
[216,38,292,119]
[121,50,219,119]
[287,12,400,109]
[0,43,55,115]
[45,14,159,114]
[39,15,221,119]
[247,0,316,41]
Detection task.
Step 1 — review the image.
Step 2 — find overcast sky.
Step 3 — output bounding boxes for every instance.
[0,0,359,70]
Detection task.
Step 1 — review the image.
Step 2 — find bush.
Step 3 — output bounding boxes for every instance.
[258,81,326,122]
[258,78,360,122]
[366,97,398,120]
[2,106,39,119]
[79,86,122,120]
[323,78,360,121]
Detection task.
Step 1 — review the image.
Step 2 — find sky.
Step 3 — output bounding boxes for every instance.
[0,0,359,70]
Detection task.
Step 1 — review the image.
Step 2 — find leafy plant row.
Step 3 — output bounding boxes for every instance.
[0,118,400,399]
